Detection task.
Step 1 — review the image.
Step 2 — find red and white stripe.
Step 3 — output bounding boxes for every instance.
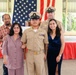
[37,0,56,21]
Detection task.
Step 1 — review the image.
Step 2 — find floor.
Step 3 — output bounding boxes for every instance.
[0,59,76,75]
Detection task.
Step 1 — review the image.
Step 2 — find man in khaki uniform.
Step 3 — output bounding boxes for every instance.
[21,12,48,75]
[40,6,63,32]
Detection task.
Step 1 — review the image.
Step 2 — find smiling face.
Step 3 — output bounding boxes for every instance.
[49,20,57,31]
[13,24,20,35]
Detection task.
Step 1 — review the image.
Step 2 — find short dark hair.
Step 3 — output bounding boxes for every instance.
[9,23,22,37]
[2,14,11,21]
[48,19,61,36]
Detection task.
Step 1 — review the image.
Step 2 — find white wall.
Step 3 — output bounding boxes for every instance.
[55,0,62,22]
[11,0,14,19]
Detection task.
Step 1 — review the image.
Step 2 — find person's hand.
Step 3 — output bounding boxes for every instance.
[22,44,26,49]
[0,42,2,49]
[44,53,46,60]
[3,59,7,65]
[56,55,61,63]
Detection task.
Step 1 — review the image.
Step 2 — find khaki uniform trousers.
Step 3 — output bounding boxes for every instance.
[26,50,46,75]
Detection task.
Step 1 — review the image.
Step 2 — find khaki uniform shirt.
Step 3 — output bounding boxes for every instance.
[21,27,48,51]
[40,20,63,32]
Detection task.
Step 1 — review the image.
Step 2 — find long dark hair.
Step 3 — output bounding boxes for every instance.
[9,23,22,36]
[48,19,61,36]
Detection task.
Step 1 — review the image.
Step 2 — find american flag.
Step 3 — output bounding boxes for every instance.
[12,0,55,26]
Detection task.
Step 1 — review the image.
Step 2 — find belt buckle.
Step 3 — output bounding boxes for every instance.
[34,51,38,55]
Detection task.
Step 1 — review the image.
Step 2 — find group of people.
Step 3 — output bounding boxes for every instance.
[0,6,65,75]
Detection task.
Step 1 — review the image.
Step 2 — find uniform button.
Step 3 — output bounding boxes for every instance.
[14,58,16,59]
[14,63,16,65]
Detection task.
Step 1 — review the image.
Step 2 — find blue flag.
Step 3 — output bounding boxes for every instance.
[12,0,37,26]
